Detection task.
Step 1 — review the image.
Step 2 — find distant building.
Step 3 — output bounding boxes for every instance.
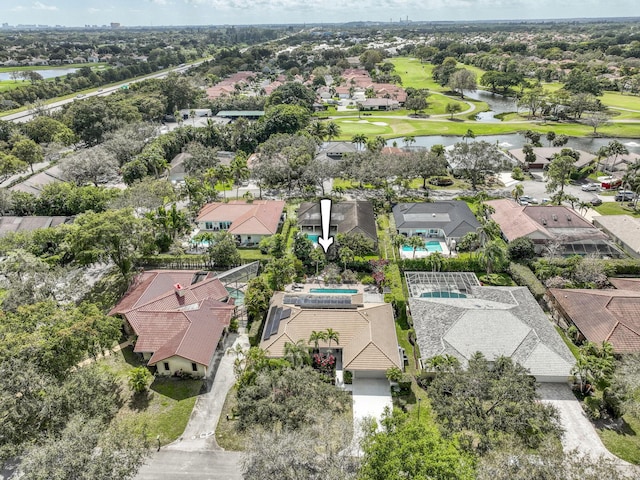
[0,216,74,238]
[110,22,121,28]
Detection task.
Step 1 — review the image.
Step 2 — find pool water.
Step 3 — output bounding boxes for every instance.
[402,240,443,252]
[420,291,467,299]
[306,234,320,243]
[226,288,245,306]
[310,288,358,294]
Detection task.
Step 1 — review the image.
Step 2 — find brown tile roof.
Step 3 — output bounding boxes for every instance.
[261,293,401,371]
[488,199,608,243]
[111,273,234,367]
[196,200,285,236]
[610,278,640,292]
[549,288,640,353]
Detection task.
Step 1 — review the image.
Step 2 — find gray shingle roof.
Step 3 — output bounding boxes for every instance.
[409,284,575,379]
[393,201,480,237]
[297,200,377,244]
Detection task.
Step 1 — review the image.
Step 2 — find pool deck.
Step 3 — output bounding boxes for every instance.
[399,241,452,259]
[284,282,374,295]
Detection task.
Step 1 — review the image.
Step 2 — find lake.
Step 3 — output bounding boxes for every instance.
[388,134,640,155]
[463,89,517,122]
[0,68,79,81]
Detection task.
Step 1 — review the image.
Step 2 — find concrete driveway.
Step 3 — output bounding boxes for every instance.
[134,450,243,480]
[352,377,393,426]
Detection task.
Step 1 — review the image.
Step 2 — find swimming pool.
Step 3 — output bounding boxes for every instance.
[420,291,467,299]
[226,288,245,306]
[306,234,320,243]
[401,240,443,253]
[310,288,358,294]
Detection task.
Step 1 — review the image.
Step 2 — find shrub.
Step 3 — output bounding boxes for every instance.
[429,176,454,186]
[229,317,239,333]
[511,166,525,181]
[508,262,546,300]
[507,237,535,262]
[343,370,353,384]
[248,318,264,347]
[128,366,152,394]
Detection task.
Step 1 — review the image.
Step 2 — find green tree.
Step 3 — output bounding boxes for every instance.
[261,103,311,137]
[68,208,154,280]
[511,183,524,202]
[207,231,241,268]
[448,69,477,99]
[405,93,428,115]
[283,339,311,368]
[0,152,28,183]
[325,328,340,349]
[407,235,425,259]
[359,410,474,480]
[449,141,504,190]
[265,256,295,291]
[309,330,329,350]
[244,276,273,323]
[446,102,462,118]
[507,237,536,262]
[545,151,578,197]
[479,240,508,274]
[230,151,250,198]
[11,137,43,173]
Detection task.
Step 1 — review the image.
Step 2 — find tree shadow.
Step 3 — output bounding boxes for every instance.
[447,118,464,122]
[149,376,203,401]
[129,390,153,411]
[121,346,142,368]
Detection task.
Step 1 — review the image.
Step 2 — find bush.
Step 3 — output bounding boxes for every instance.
[343,370,353,384]
[229,317,239,333]
[507,237,536,262]
[511,166,525,181]
[248,318,264,347]
[508,262,546,300]
[429,176,454,186]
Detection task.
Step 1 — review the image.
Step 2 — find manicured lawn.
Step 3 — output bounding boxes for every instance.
[238,248,270,262]
[594,202,640,217]
[0,79,29,91]
[98,346,202,446]
[389,57,443,91]
[598,413,640,464]
[215,386,247,451]
[0,62,108,73]
[601,91,640,111]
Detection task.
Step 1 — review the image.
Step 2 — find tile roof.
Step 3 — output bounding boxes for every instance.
[549,288,640,353]
[0,216,73,237]
[261,292,401,371]
[488,199,609,244]
[196,200,285,236]
[392,201,480,237]
[593,215,640,254]
[111,272,235,367]
[609,277,640,292]
[409,285,574,379]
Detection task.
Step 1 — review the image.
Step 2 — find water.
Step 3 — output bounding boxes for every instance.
[226,287,245,306]
[420,291,467,299]
[462,89,517,122]
[0,68,79,81]
[402,241,444,253]
[388,134,640,155]
[309,288,358,294]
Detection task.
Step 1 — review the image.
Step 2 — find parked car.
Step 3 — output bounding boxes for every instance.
[615,191,636,202]
[590,197,603,206]
[519,195,539,204]
[581,183,599,192]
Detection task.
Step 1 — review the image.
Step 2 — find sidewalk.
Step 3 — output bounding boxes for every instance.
[165,334,249,452]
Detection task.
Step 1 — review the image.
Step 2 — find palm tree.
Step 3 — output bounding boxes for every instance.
[479,240,507,274]
[308,120,328,144]
[309,330,328,351]
[511,183,524,203]
[462,129,475,143]
[326,121,341,141]
[352,134,367,151]
[338,246,354,272]
[606,140,629,173]
[425,251,445,272]
[408,235,425,259]
[391,234,407,260]
[578,201,591,216]
[283,340,310,368]
[325,328,340,349]
[230,152,250,199]
[403,136,416,148]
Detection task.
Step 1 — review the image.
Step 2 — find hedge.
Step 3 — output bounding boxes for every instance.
[398,254,483,272]
[603,258,640,276]
[508,262,546,300]
[248,317,264,347]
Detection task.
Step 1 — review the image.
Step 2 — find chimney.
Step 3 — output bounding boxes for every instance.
[174,283,185,297]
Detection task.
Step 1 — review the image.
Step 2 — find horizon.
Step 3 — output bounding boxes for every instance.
[3,0,638,28]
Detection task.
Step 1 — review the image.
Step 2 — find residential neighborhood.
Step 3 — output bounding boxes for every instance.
[2,12,640,480]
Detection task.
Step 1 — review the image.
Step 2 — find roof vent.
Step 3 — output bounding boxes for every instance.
[552,214,558,221]
[432,213,436,217]
[541,218,547,225]
[174,283,185,297]
[567,215,572,222]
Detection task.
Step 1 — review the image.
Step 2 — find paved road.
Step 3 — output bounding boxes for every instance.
[134,450,243,480]
[2,62,203,124]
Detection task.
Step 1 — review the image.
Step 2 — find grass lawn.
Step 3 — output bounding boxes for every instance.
[601,91,640,111]
[238,248,270,262]
[594,202,640,217]
[389,57,443,91]
[555,326,580,359]
[215,386,247,451]
[598,413,640,464]
[98,346,202,446]
[0,63,108,73]
[0,79,29,91]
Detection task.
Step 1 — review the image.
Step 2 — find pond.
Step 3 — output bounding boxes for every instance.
[388,134,640,155]
[462,89,517,122]
[0,68,79,81]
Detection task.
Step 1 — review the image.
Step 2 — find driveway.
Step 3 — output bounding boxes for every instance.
[352,377,393,426]
[165,334,249,452]
[134,450,243,480]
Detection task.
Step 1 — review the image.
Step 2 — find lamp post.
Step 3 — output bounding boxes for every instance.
[156,435,161,452]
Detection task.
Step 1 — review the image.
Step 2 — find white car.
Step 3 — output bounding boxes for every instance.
[581,183,599,192]
[519,195,538,205]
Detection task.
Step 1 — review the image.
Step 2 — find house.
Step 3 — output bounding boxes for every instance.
[549,287,640,353]
[393,201,481,250]
[195,200,285,246]
[593,215,640,258]
[214,110,265,121]
[507,147,595,170]
[297,200,377,246]
[260,290,402,381]
[407,272,575,382]
[169,150,236,183]
[358,98,400,111]
[0,216,73,238]
[487,199,621,257]
[109,270,236,377]
[316,141,358,160]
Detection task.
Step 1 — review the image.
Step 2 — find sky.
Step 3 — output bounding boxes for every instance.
[3,0,638,27]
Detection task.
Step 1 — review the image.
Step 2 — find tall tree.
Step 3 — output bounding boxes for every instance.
[545,150,578,198]
[11,138,43,173]
[448,69,477,99]
[448,141,504,190]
